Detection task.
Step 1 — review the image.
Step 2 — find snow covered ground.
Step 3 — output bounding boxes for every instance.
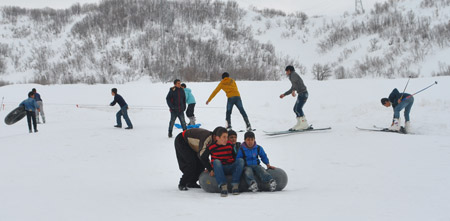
[1,77,449,220]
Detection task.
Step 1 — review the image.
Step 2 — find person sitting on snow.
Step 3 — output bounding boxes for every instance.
[236,131,277,192]
[200,127,245,197]
[227,129,241,157]
[381,88,414,132]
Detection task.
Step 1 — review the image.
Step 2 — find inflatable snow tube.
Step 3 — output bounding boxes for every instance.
[199,167,288,193]
[4,106,26,125]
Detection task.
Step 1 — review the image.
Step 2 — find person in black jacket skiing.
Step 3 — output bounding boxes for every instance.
[110,88,133,129]
[381,88,414,132]
[166,79,187,137]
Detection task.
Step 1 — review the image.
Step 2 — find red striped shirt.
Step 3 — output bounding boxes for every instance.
[209,142,235,166]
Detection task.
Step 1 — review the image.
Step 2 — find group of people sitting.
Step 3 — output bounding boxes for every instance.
[174,127,277,197]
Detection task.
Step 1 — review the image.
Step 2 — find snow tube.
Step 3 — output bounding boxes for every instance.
[199,167,288,193]
[4,106,26,125]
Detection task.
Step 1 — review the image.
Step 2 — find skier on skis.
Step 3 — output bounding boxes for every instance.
[381,88,414,132]
[32,88,45,124]
[279,65,309,130]
[181,83,196,125]
[20,91,40,133]
[167,79,187,137]
[110,88,133,129]
[206,72,252,131]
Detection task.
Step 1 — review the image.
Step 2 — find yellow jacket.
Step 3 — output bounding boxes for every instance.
[207,77,241,102]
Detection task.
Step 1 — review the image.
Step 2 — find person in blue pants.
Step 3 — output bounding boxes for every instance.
[381,88,414,132]
[110,88,133,129]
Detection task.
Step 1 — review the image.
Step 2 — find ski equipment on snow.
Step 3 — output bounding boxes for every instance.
[356,126,407,134]
[175,123,201,129]
[264,125,331,136]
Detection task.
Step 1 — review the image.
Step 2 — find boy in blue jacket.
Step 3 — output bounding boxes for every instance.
[20,91,40,133]
[236,131,277,192]
[181,83,196,125]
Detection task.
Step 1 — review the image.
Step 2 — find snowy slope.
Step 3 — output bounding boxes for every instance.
[1,77,449,220]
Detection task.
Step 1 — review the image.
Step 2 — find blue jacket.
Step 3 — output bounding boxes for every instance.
[34,93,42,102]
[110,94,128,108]
[184,88,196,104]
[388,88,411,108]
[20,98,39,112]
[236,142,270,166]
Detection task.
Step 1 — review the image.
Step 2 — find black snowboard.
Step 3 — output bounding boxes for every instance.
[4,106,26,125]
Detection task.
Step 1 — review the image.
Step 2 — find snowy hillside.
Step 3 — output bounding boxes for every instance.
[1,77,449,220]
[1,0,450,84]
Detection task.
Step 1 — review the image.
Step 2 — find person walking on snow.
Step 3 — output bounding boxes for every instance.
[181,83,196,125]
[110,88,133,129]
[167,79,187,138]
[206,72,252,131]
[381,88,414,132]
[32,88,45,124]
[20,91,40,133]
[280,65,309,130]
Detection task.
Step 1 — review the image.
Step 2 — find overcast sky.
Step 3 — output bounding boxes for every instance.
[0,0,385,16]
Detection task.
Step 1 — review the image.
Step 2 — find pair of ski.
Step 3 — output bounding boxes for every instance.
[264,125,332,136]
[356,125,407,134]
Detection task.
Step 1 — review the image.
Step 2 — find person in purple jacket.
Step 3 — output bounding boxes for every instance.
[110,88,133,129]
[236,131,277,192]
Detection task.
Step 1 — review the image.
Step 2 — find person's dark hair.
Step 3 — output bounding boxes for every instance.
[32,88,36,92]
[222,72,230,79]
[111,88,118,94]
[174,79,181,85]
[244,131,255,140]
[285,65,295,72]
[212,126,228,137]
[228,130,237,137]
[381,98,389,105]
[181,83,186,88]
[28,91,34,97]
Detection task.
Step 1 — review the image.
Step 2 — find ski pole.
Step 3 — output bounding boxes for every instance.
[399,76,411,101]
[404,81,438,100]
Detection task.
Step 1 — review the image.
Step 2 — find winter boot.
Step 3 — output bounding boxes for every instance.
[220,184,228,197]
[186,183,201,188]
[226,122,232,131]
[244,117,252,131]
[178,184,188,191]
[291,116,309,131]
[232,184,240,195]
[114,125,122,128]
[269,179,277,192]
[125,126,133,130]
[404,121,411,133]
[248,180,258,192]
[168,131,173,138]
[388,118,400,131]
[188,116,196,125]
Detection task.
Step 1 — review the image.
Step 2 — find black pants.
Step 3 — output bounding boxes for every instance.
[174,133,205,186]
[186,103,195,118]
[26,111,37,131]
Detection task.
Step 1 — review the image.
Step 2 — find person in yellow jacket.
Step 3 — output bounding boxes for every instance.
[206,72,252,131]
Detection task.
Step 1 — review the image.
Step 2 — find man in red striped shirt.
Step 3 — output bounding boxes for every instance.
[201,127,244,197]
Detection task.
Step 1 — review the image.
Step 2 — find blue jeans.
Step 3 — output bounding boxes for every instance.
[226,96,248,126]
[116,105,133,127]
[169,111,187,132]
[243,165,273,185]
[294,91,308,117]
[213,158,244,188]
[394,96,414,121]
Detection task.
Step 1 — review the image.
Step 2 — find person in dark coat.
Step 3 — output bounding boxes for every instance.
[174,128,217,190]
[166,79,187,138]
[110,88,133,129]
[32,88,45,124]
[381,88,414,132]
